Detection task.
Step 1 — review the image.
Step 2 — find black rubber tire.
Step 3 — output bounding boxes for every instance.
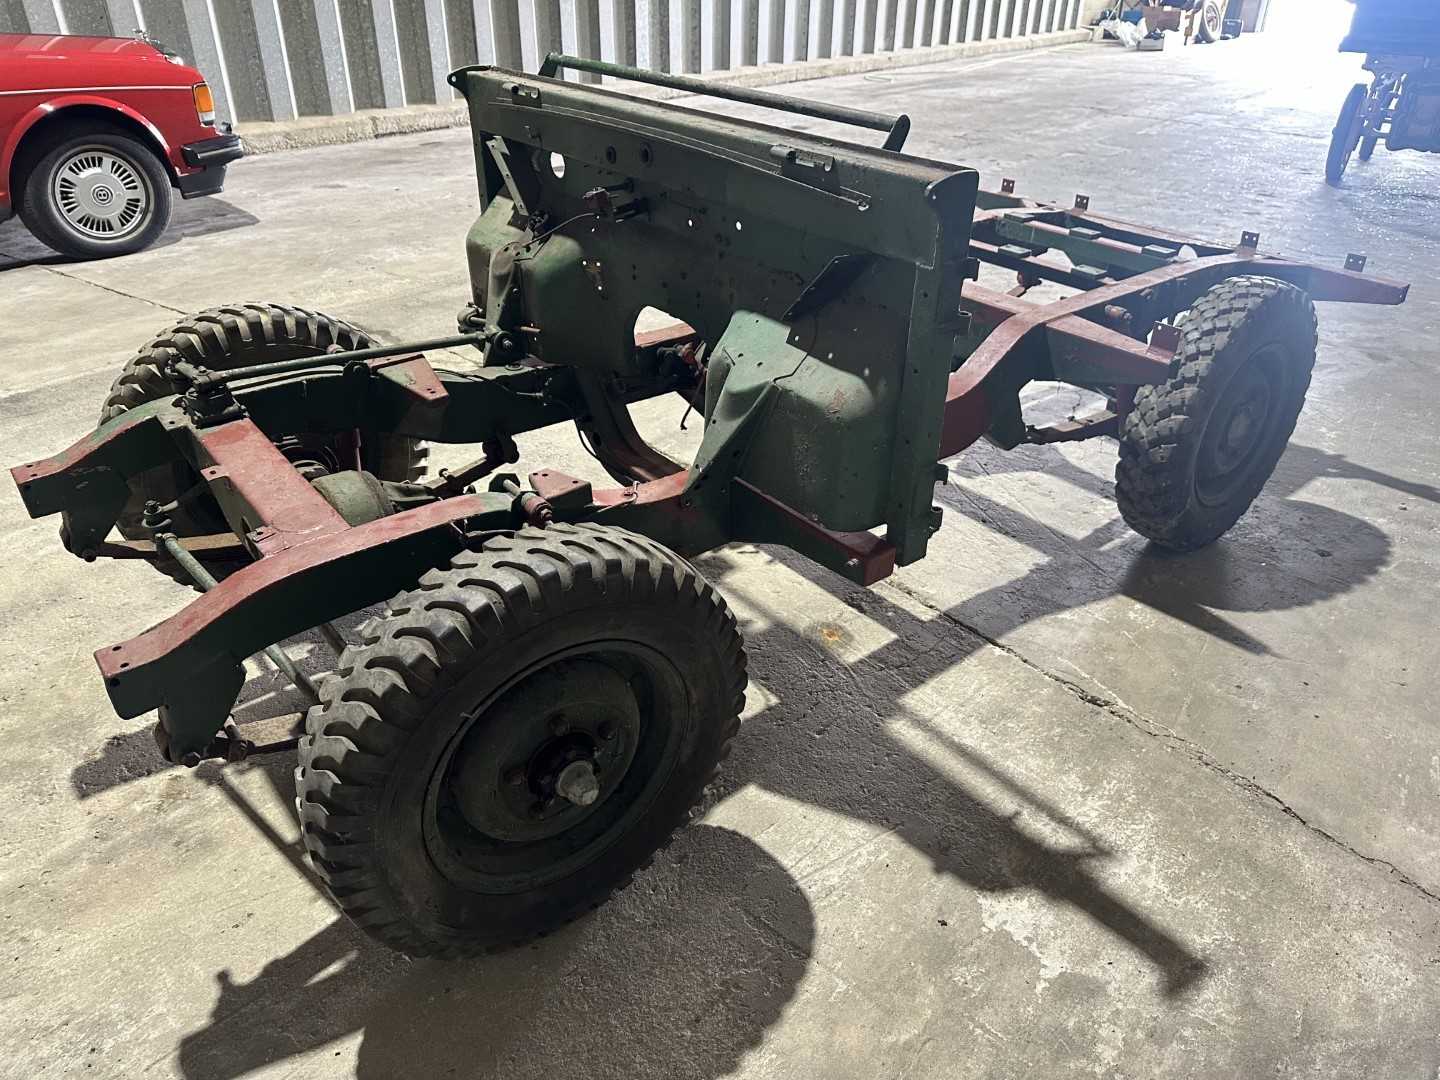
[17,127,172,258]
[1359,132,1379,161]
[295,523,747,958]
[1115,276,1317,551]
[1326,83,1368,186]
[99,303,426,582]
[1194,0,1222,43]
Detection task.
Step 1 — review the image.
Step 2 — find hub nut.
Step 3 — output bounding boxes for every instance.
[555,760,601,807]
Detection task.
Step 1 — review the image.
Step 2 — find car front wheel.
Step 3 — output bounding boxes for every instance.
[19,128,172,259]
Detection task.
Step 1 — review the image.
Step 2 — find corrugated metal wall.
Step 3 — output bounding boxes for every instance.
[0,0,1084,123]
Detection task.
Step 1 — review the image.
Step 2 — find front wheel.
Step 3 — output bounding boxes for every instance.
[18,128,172,258]
[296,524,748,958]
[1115,276,1317,551]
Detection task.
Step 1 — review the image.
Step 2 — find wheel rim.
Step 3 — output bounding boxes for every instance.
[1194,344,1285,508]
[51,146,153,242]
[1203,1,1221,35]
[423,644,689,894]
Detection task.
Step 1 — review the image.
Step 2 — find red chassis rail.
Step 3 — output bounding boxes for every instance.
[941,250,1407,457]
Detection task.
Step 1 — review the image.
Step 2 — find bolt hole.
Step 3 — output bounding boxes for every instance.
[119,662,130,669]
[548,152,566,178]
[605,145,617,164]
[734,220,743,231]
[639,145,653,165]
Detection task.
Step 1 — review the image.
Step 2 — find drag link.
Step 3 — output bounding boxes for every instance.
[170,332,485,388]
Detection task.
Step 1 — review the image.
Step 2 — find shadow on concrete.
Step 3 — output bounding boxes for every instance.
[0,197,259,271]
[934,440,1394,656]
[172,823,814,1080]
[716,560,1210,1000]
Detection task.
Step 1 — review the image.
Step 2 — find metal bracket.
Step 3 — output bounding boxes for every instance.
[784,254,876,322]
[1001,178,1016,194]
[1239,230,1260,252]
[486,137,541,220]
[1074,194,1090,211]
[1150,322,1183,355]
[1345,253,1368,273]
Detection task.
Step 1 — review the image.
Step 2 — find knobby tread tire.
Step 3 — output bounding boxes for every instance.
[1115,275,1317,551]
[295,523,748,959]
[97,303,426,580]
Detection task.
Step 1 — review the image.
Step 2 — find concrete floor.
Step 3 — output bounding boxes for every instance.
[2,32,1439,1080]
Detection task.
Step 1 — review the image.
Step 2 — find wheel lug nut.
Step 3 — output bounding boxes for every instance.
[598,721,615,741]
[504,767,527,786]
[549,715,569,736]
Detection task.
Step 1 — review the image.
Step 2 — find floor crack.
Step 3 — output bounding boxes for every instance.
[883,578,1440,908]
[2,253,187,315]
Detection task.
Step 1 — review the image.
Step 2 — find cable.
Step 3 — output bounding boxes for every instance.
[521,212,598,251]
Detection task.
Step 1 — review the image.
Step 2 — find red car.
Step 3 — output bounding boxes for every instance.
[0,31,242,258]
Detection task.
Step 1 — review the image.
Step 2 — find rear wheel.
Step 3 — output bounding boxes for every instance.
[296,524,747,957]
[1115,276,1317,551]
[99,303,426,581]
[1326,83,1368,186]
[18,128,172,258]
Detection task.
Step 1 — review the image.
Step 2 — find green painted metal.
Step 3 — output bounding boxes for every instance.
[456,64,978,566]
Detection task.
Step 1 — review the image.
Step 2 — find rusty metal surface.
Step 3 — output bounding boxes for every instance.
[98,494,491,719]
[368,355,451,406]
[941,251,1409,458]
[193,419,348,556]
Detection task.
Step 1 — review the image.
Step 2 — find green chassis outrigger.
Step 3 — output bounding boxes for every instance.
[11,56,1408,956]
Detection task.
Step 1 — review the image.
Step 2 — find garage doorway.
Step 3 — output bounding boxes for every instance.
[1262,0,1354,50]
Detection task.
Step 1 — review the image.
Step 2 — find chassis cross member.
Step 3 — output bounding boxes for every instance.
[10,56,1408,956]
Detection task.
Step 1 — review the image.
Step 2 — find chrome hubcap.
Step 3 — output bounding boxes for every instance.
[52,148,151,241]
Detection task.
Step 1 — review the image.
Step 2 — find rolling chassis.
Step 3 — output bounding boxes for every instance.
[10,56,1408,957]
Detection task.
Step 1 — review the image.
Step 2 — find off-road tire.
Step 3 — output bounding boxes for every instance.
[99,303,426,582]
[1115,276,1317,551]
[1326,83,1367,186]
[18,127,172,259]
[295,523,747,958]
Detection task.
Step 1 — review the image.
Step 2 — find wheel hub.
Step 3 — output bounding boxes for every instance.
[1195,350,1282,507]
[449,659,641,843]
[52,148,149,240]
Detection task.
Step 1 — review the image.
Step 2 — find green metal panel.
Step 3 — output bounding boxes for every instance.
[455,66,980,563]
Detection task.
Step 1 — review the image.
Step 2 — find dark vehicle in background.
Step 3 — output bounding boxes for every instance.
[1326,0,1440,184]
[0,32,242,258]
